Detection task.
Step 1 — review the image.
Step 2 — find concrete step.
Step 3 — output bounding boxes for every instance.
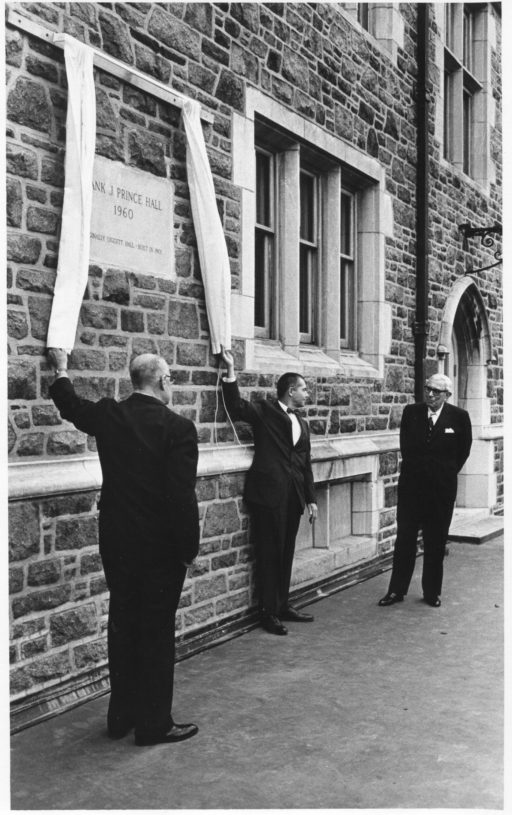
[291,535,376,587]
[448,514,504,544]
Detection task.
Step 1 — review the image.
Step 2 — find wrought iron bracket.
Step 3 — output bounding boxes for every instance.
[458,223,502,272]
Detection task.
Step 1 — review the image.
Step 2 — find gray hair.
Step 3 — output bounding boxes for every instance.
[426,373,453,394]
[129,354,167,388]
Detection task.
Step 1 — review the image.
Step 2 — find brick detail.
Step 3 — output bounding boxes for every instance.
[9,502,40,562]
[55,517,98,551]
[50,604,99,646]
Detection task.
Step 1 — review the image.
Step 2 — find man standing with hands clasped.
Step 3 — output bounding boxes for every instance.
[378,373,472,609]
[47,348,200,746]
[219,349,318,636]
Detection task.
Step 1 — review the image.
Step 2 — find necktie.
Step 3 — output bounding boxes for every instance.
[427,415,434,440]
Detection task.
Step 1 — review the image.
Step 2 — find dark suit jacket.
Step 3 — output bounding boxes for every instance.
[50,377,199,566]
[221,379,316,510]
[398,401,472,513]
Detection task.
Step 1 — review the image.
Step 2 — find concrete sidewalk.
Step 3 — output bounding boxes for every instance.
[10,538,504,810]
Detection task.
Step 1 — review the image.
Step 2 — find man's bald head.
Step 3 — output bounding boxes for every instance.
[129,354,168,389]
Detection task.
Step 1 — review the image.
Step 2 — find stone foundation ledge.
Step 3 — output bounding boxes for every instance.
[291,535,377,586]
[9,431,401,501]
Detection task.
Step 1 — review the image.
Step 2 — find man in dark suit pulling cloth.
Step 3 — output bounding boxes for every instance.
[379,373,472,608]
[220,349,318,635]
[47,348,200,745]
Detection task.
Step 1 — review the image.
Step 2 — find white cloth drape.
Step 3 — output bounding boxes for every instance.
[47,36,96,351]
[182,99,231,353]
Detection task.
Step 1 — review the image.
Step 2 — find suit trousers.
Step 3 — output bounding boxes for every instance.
[249,484,303,616]
[101,547,186,738]
[388,489,453,599]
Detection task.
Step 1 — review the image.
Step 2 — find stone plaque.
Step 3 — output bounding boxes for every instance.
[89,156,174,276]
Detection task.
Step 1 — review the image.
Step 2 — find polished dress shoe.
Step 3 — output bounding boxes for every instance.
[135,722,198,746]
[378,592,404,606]
[280,605,314,622]
[260,613,288,635]
[424,596,441,607]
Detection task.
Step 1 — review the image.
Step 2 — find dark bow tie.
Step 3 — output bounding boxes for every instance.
[287,408,297,415]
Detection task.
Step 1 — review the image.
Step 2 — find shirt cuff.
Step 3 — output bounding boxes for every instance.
[222,375,236,383]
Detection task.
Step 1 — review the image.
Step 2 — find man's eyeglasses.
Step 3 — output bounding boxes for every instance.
[424,386,446,396]
[161,374,174,385]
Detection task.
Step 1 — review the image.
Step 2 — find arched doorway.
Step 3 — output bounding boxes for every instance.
[437,277,495,509]
[445,282,488,410]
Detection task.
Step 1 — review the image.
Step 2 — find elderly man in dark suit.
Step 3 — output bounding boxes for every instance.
[219,349,318,635]
[379,373,472,608]
[47,348,199,745]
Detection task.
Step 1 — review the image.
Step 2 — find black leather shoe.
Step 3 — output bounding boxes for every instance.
[135,722,198,746]
[261,613,288,635]
[280,606,314,622]
[424,596,441,607]
[378,592,404,606]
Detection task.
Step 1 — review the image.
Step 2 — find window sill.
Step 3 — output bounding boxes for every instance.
[439,157,491,193]
[252,340,381,379]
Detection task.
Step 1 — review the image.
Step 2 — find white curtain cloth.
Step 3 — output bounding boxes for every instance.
[47,36,96,351]
[182,99,231,353]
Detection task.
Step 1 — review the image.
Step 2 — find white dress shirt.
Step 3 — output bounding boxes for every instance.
[279,400,301,446]
[428,403,445,426]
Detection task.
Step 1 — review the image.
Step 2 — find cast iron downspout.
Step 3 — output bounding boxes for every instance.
[413,3,430,402]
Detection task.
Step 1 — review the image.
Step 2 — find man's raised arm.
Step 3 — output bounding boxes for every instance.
[218,348,256,425]
[47,347,103,437]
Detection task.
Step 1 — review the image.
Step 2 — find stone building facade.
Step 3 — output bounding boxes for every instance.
[6,2,502,729]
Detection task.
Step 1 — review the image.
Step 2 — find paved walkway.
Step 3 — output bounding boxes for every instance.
[10,538,504,810]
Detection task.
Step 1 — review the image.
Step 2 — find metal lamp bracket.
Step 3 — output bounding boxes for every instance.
[458,223,502,273]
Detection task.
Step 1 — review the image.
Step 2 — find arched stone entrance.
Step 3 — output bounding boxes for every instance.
[437,276,496,510]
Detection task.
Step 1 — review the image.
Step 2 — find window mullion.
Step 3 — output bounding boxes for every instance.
[279,146,301,356]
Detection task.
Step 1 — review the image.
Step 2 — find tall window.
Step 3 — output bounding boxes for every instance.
[340,190,356,348]
[443,4,482,177]
[445,2,456,51]
[299,171,318,343]
[254,149,275,337]
[357,3,369,31]
[252,116,378,365]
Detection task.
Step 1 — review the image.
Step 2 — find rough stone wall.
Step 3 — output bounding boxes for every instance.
[7,2,502,709]
[6,0,419,459]
[7,2,502,448]
[377,450,400,549]
[9,473,254,700]
[9,491,107,697]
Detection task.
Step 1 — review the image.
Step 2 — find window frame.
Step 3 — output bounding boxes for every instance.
[442,3,483,178]
[339,188,357,350]
[232,88,392,378]
[254,147,276,339]
[299,169,320,345]
[357,3,370,32]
